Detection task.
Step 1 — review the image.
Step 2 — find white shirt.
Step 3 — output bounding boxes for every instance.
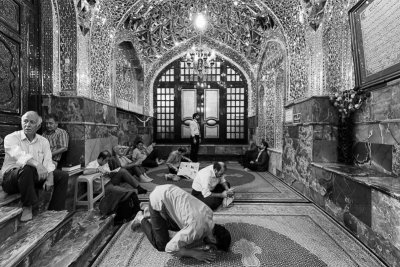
[191,165,226,198]
[86,160,111,173]
[189,119,200,137]
[150,185,215,253]
[1,131,55,176]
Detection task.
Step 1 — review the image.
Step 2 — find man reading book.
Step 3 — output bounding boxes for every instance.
[84,150,147,195]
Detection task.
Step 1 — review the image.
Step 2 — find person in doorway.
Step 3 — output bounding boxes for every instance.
[189,113,201,162]
[1,111,68,221]
[131,140,164,168]
[191,162,234,210]
[42,113,69,168]
[130,184,231,263]
[84,150,147,194]
[112,145,153,182]
[165,147,191,181]
[244,139,269,172]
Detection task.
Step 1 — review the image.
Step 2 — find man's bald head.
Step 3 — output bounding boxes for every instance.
[21,111,42,138]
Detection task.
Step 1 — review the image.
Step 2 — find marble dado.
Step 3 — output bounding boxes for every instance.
[42,95,117,124]
[310,163,400,266]
[285,96,339,125]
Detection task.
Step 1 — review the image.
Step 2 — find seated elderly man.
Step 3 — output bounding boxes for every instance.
[131,140,164,168]
[84,150,147,195]
[112,145,153,183]
[131,184,231,263]
[1,111,68,222]
[191,162,234,211]
[244,140,269,172]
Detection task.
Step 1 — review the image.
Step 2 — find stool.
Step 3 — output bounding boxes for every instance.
[73,173,105,210]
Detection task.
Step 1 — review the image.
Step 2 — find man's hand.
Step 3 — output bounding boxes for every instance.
[221,191,228,198]
[250,160,254,164]
[36,164,48,181]
[192,250,216,263]
[43,172,54,191]
[193,138,197,144]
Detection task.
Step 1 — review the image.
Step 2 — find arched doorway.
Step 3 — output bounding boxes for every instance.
[153,56,248,144]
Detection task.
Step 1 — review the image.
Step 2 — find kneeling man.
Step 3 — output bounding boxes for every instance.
[131,184,231,263]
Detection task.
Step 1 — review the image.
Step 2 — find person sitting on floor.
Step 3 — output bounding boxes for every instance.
[244,139,269,172]
[241,141,258,168]
[84,150,147,194]
[131,140,164,168]
[130,184,231,263]
[112,145,153,182]
[1,111,68,222]
[191,162,234,211]
[165,147,191,181]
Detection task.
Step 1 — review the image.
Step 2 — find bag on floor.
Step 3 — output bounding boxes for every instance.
[114,192,141,225]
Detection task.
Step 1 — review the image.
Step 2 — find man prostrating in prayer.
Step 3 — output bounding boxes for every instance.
[130,184,231,263]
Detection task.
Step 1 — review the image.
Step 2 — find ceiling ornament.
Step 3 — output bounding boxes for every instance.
[121,0,276,63]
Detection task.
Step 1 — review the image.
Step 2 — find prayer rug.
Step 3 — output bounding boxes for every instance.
[142,163,306,202]
[93,203,385,267]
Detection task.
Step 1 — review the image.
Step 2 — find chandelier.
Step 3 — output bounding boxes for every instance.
[182,3,216,85]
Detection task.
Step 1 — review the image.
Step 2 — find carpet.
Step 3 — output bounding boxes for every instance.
[93,203,385,267]
[141,163,306,202]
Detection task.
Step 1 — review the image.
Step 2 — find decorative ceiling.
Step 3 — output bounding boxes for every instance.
[120,0,276,63]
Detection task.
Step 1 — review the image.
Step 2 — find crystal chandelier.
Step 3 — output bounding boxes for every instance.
[182,3,216,84]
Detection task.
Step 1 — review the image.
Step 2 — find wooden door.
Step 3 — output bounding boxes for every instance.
[0,0,41,163]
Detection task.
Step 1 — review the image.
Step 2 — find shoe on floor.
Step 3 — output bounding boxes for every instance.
[222,197,234,208]
[140,175,153,183]
[137,185,147,195]
[20,206,33,222]
[143,207,150,218]
[130,211,144,231]
[244,168,250,172]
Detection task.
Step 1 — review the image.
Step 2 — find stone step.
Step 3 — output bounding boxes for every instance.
[0,206,22,244]
[0,188,20,208]
[31,211,116,267]
[0,210,69,267]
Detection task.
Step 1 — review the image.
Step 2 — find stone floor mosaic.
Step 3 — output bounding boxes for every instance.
[93,203,385,267]
[142,163,306,202]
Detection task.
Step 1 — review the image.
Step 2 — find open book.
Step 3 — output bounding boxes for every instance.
[177,162,200,180]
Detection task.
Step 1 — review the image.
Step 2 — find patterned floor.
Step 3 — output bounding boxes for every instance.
[142,163,306,202]
[93,203,385,267]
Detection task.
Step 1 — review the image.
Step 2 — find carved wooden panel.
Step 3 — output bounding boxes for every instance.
[0,32,20,114]
[0,0,20,32]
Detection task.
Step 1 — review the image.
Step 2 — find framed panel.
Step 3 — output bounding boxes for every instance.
[349,0,400,89]
[205,125,219,138]
[0,31,20,114]
[204,89,219,119]
[0,0,20,33]
[181,89,197,120]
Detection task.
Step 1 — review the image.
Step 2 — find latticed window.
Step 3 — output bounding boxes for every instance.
[154,57,247,144]
[226,87,245,139]
[156,87,174,139]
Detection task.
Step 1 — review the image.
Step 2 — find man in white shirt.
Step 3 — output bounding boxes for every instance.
[1,111,68,221]
[191,162,234,210]
[84,150,147,195]
[131,184,231,263]
[189,113,201,162]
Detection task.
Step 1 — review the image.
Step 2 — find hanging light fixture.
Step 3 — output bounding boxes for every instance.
[183,2,216,84]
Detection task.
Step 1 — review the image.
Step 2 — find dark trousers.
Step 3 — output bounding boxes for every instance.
[142,149,159,168]
[109,168,139,188]
[191,183,230,211]
[190,135,200,162]
[2,165,68,210]
[141,204,180,251]
[125,165,146,177]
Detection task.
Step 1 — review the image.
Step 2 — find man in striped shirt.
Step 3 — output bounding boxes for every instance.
[42,113,69,167]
